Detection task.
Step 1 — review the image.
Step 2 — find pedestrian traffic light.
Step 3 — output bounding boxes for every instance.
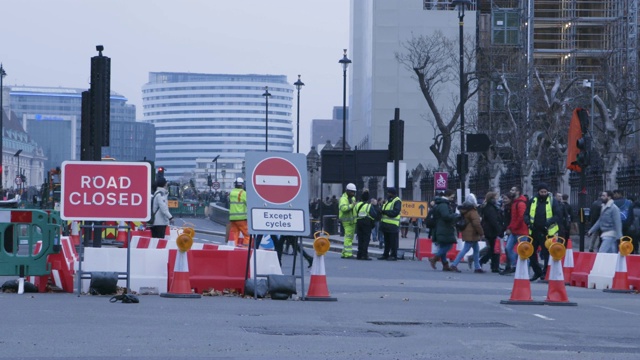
[566,108,590,172]
[388,118,404,161]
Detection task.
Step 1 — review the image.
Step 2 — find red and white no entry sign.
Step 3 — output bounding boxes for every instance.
[253,157,301,204]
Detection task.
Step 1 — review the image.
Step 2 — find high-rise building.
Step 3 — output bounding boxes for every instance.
[8,86,155,172]
[349,0,476,170]
[141,72,294,189]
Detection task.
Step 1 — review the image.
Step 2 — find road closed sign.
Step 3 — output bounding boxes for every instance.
[60,161,151,221]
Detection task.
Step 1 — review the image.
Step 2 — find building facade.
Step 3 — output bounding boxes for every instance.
[349,0,476,171]
[8,86,155,173]
[141,72,294,191]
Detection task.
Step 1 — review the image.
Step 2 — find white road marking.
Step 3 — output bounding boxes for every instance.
[594,306,640,316]
[533,314,554,321]
[255,175,298,186]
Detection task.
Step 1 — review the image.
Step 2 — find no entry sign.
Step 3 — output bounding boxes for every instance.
[60,161,151,221]
[253,157,301,204]
[246,152,309,236]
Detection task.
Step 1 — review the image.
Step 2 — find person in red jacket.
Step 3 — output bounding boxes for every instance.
[500,186,529,275]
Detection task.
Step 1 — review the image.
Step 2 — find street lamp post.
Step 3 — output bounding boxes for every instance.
[262,86,271,152]
[293,75,305,153]
[0,64,6,190]
[212,155,220,182]
[14,149,22,195]
[453,0,471,204]
[338,49,351,191]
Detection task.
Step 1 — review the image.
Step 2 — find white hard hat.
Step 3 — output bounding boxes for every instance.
[235,177,244,184]
[346,183,356,192]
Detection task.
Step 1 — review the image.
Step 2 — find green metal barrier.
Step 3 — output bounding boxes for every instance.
[0,209,61,277]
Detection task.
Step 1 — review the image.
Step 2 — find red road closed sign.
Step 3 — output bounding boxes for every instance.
[253,157,301,204]
[60,161,151,221]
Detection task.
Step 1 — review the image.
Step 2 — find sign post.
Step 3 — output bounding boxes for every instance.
[60,161,151,221]
[246,152,309,236]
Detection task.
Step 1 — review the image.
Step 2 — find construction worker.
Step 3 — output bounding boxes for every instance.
[229,177,249,246]
[524,182,561,281]
[339,183,357,259]
[379,187,402,261]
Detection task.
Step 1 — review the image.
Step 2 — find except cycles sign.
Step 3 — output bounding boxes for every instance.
[245,152,309,236]
[60,161,151,221]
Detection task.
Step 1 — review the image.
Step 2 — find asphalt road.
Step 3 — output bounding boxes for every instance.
[1,217,639,359]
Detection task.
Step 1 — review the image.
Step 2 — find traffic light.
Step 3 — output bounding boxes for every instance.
[157,167,165,180]
[388,118,405,161]
[566,108,590,172]
[207,174,212,186]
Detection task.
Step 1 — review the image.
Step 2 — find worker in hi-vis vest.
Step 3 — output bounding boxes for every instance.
[523,182,561,282]
[229,177,249,246]
[339,183,357,258]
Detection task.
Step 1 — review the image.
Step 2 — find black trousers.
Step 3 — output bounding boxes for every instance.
[151,225,166,239]
[356,222,373,259]
[529,229,550,276]
[383,227,399,258]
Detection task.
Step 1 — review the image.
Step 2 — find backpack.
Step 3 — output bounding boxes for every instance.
[149,193,159,225]
[425,209,437,228]
[455,216,468,231]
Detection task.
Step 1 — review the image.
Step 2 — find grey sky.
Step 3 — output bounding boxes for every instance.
[2,0,350,154]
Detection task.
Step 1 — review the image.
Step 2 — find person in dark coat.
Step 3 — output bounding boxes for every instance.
[428,189,458,271]
[479,191,502,273]
[587,198,602,252]
[449,193,484,273]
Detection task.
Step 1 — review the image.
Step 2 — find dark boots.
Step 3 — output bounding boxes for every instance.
[428,256,440,270]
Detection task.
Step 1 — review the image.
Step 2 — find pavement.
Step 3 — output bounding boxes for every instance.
[300,230,421,259]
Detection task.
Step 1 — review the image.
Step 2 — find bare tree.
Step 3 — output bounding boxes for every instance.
[396,31,477,171]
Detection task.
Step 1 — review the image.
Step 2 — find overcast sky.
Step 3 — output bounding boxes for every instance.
[2,0,350,154]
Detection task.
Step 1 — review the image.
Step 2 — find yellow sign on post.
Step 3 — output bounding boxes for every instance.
[401,201,429,218]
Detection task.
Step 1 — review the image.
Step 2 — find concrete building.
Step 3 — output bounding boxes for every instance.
[7,86,155,173]
[141,72,294,191]
[310,106,348,150]
[349,0,476,171]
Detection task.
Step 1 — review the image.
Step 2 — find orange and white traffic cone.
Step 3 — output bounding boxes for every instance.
[116,221,129,248]
[563,238,575,285]
[69,221,80,246]
[501,235,544,305]
[604,237,634,293]
[500,257,544,305]
[305,231,337,301]
[544,258,576,305]
[161,227,201,299]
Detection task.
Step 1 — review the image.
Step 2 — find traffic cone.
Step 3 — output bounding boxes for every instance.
[161,228,201,299]
[544,258,577,306]
[563,238,575,285]
[604,238,635,293]
[305,231,337,301]
[69,221,80,246]
[500,257,544,305]
[116,221,129,248]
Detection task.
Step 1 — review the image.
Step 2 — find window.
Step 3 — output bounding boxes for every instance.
[492,10,520,45]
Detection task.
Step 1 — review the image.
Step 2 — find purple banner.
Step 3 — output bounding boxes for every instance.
[434,172,448,191]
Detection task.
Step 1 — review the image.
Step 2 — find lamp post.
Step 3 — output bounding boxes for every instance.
[14,149,21,195]
[293,75,305,153]
[338,49,351,191]
[212,155,220,182]
[453,0,471,204]
[0,64,6,190]
[583,76,595,135]
[262,86,271,152]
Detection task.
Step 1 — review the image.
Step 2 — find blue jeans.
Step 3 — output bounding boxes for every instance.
[599,236,618,253]
[451,241,480,269]
[505,234,522,268]
[435,243,454,262]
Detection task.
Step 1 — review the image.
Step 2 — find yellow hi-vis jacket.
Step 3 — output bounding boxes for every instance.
[229,187,247,221]
[382,197,401,226]
[339,192,356,225]
[528,197,559,236]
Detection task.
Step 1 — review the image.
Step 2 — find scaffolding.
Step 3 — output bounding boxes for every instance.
[477,0,639,157]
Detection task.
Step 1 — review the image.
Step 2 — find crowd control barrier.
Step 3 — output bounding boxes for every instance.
[0,209,61,293]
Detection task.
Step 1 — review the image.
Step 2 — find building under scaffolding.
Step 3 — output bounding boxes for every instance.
[476,0,639,164]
